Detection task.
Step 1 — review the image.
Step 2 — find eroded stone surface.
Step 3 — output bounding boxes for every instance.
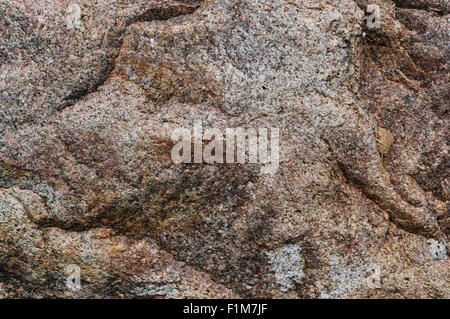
[0,0,448,298]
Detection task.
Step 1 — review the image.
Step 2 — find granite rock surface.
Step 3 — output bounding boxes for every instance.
[0,0,448,298]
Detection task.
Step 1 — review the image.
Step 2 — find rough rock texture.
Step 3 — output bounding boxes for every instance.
[0,0,448,298]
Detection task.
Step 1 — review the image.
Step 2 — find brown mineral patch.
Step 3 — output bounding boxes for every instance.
[377,127,394,157]
[117,55,224,106]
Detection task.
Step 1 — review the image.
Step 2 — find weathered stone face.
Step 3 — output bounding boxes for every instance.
[0,0,448,298]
